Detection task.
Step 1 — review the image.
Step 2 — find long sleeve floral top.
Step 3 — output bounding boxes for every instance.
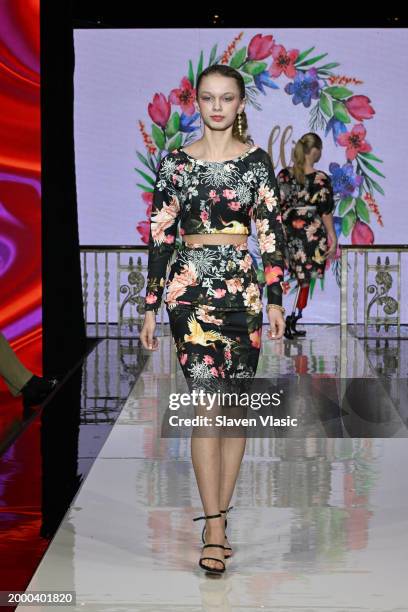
[144,145,285,313]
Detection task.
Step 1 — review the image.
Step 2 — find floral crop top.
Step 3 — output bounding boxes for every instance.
[144,145,285,312]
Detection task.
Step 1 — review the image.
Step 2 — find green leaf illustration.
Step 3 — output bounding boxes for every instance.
[168,133,183,151]
[356,197,370,223]
[318,62,340,70]
[319,91,333,117]
[342,209,356,236]
[338,196,354,216]
[209,44,218,66]
[230,47,247,69]
[242,61,267,76]
[369,177,385,196]
[295,46,315,64]
[325,86,353,99]
[359,151,383,163]
[188,60,194,86]
[136,169,155,186]
[359,156,386,178]
[165,112,180,139]
[297,53,328,67]
[196,50,204,85]
[333,100,351,123]
[151,124,165,150]
[136,151,152,171]
[137,183,154,193]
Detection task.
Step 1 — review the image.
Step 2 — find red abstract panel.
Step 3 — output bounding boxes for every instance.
[0,0,41,346]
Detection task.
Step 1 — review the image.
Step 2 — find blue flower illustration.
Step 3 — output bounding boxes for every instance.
[284,68,321,108]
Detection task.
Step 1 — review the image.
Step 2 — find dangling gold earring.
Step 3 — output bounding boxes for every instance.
[238,113,243,137]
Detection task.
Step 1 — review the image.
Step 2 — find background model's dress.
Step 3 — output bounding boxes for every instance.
[277,167,334,284]
[145,146,285,392]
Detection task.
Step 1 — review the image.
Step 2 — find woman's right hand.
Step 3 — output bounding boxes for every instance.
[140,311,159,350]
[323,234,338,260]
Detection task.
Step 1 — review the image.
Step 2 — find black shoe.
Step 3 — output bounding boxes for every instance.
[291,313,307,336]
[21,375,58,407]
[193,512,226,574]
[199,506,234,558]
[284,315,295,339]
[220,506,234,558]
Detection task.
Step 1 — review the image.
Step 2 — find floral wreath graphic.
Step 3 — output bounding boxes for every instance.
[135,32,385,294]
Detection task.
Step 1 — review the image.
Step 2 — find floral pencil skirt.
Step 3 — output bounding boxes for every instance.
[164,242,263,396]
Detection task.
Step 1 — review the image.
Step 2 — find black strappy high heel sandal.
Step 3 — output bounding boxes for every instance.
[220,506,234,558]
[197,506,234,559]
[193,512,226,574]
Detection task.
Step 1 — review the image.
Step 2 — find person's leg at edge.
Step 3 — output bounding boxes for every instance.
[285,283,309,338]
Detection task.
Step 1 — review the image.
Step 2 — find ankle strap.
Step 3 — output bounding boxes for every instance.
[220,506,234,514]
[193,512,222,522]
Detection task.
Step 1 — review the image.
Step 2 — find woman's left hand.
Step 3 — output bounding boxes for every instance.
[323,236,337,260]
[267,308,285,340]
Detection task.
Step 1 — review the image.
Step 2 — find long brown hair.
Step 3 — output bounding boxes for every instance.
[196,64,252,144]
[293,132,322,184]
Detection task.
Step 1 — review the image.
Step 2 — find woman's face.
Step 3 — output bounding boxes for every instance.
[310,146,322,163]
[196,74,245,132]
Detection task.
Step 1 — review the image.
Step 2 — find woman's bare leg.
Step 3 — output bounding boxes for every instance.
[219,435,246,549]
[191,433,226,571]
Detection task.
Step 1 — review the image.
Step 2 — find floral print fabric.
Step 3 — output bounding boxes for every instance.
[166,244,263,393]
[277,167,334,283]
[164,242,261,312]
[144,146,285,312]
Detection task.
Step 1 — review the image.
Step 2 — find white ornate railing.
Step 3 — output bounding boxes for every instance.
[80,245,172,338]
[340,244,408,338]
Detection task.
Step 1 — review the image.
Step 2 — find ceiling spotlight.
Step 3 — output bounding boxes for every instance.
[210,11,224,25]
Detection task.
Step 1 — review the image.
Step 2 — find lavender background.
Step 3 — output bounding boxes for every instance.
[73,29,408,323]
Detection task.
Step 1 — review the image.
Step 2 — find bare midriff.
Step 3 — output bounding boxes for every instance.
[182,234,248,246]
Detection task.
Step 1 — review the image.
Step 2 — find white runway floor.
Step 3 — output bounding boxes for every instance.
[17,326,408,611]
